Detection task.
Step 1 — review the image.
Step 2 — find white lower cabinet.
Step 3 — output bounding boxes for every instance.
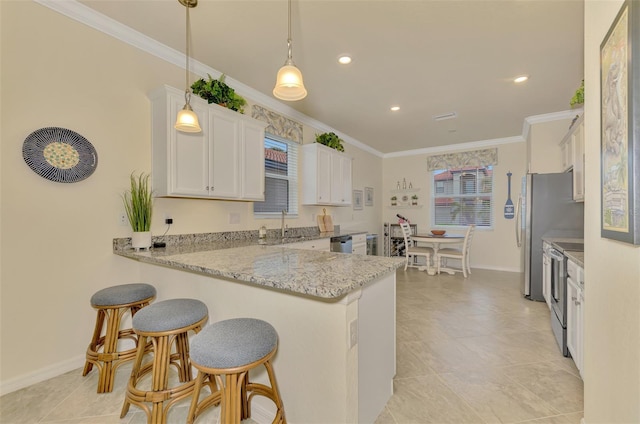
[287,238,330,252]
[352,233,367,255]
[566,259,584,377]
[150,85,266,201]
[302,143,352,206]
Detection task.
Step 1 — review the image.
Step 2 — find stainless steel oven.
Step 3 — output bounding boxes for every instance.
[548,246,568,356]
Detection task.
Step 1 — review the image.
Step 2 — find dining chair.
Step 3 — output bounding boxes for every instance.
[436,225,475,277]
[399,222,434,271]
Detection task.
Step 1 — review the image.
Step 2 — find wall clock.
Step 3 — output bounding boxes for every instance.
[23,127,98,183]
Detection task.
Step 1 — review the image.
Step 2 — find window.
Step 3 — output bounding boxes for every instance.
[432,166,493,228]
[253,136,298,216]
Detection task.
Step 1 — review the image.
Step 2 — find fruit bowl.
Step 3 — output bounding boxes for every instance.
[431,230,446,236]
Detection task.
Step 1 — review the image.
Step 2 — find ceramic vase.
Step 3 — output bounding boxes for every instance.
[131,231,152,251]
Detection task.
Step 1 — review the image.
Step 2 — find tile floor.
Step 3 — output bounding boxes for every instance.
[0,268,583,424]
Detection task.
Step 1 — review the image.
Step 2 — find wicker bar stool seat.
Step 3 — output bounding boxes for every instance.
[187,318,286,424]
[121,298,209,424]
[83,283,156,393]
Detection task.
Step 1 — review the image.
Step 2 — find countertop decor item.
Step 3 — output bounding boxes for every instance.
[431,230,446,236]
[22,127,98,183]
[122,173,153,250]
[174,0,202,133]
[315,132,344,152]
[190,73,246,113]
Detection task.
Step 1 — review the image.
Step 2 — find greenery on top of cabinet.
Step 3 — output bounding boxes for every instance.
[191,74,246,113]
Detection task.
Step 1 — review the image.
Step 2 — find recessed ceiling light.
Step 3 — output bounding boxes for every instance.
[390,106,400,111]
[514,75,529,83]
[338,55,352,65]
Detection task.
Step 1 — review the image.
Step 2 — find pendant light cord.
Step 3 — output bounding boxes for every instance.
[184,2,192,105]
[287,0,293,61]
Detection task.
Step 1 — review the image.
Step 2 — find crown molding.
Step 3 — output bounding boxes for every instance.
[383,136,524,159]
[522,108,583,141]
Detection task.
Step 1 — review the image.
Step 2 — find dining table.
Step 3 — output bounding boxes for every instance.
[412,232,465,274]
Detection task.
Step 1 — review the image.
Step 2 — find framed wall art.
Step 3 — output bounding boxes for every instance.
[600,0,640,245]
[365,187,374,206]
[353,190,363,210]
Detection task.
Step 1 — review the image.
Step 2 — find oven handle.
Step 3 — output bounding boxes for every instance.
[515,195,522,247]
[548,249,564,261]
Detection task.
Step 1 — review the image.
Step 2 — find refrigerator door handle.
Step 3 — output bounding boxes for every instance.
[515,194,522,247]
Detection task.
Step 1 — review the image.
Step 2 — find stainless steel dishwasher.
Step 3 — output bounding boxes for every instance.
[330,235,352,253]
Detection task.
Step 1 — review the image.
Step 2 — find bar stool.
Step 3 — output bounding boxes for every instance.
[187,318,286,424]
[121,298,209,424]
[83,283,156,393]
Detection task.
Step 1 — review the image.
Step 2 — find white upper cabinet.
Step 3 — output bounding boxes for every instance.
[559,114,585,202]
[149,85,266,201]
[302,143,353,206]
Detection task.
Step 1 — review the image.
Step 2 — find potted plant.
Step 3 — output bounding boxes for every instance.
[122,172,153,251]
[570,79,584,107]
[391,196,397,206]
[411,194,418,205]
[315,132,345,152]
[191,74,247,113]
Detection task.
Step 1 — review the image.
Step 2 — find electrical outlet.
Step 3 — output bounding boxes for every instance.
[165,218,173,225]
[118,212,128,226]
[349,319,358,349]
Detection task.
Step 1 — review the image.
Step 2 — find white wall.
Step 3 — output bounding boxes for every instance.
[0,1,381,390]
[583,1,640,422]
[382,141,527,272]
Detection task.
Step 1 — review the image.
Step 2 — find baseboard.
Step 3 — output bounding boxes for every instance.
[471,265,522,273]
[0,354,85,396]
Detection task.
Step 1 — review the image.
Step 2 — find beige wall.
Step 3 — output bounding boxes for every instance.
[584,1,640,422]
[382,141,527,272]
[0,1,381,389]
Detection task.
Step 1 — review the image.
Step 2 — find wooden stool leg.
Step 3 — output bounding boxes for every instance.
[186,371,205,424]
[150,335,172,424]
[175,331,192,382]
[121,334,148,419]
[97,307,123,393]
[217,373,246,424]
[83,309,106,376]
[264,360,287,423]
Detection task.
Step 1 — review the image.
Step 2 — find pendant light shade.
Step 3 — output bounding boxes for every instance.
[273,0,307,101]
[175,0,201,133]
[175,103,201,133]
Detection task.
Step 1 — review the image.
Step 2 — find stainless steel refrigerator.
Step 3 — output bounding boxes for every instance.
[516,173,584,301]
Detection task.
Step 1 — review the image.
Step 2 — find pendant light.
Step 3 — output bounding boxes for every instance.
[273,0,307,101]
[174,0,201,133]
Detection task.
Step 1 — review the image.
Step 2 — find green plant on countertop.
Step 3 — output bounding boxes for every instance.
[122,172,153,232]
[315,132,345,152]
[570,79,584,107]
[191,74,246,113]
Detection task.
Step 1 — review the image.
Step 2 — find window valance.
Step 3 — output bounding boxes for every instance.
[426,148,498,171]
[251,105,303,144]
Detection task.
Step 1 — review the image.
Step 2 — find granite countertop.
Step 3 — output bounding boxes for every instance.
[565,251,584,268]
[114,231,404,299]
[542,236,584,268]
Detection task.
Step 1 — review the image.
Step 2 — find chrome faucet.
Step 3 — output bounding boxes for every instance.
[281,210,287,237]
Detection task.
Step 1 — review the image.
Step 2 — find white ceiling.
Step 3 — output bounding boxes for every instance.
[77,0,584,155]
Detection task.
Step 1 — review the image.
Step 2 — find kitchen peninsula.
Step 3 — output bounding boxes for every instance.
[114,230,404,424]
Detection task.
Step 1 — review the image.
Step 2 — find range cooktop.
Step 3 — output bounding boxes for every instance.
[554,242,584,252]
